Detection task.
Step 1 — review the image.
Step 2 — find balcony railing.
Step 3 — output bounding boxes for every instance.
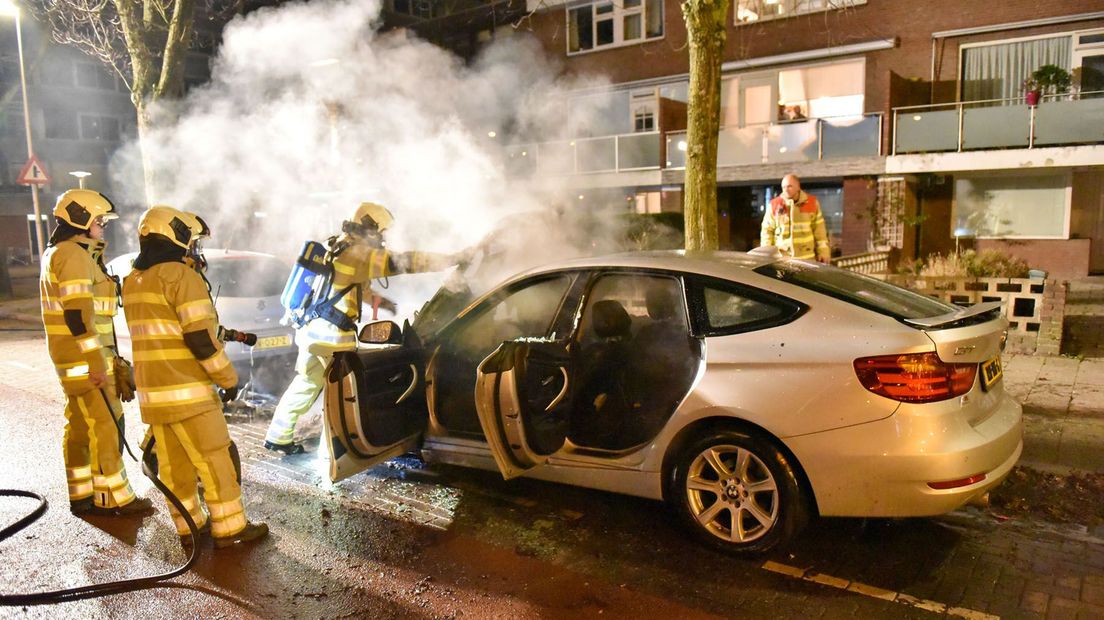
[505,131,662,176]
[891,91,1104,155]
[665,113,883,169]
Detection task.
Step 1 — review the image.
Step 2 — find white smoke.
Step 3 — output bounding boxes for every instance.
[110,0,618,261]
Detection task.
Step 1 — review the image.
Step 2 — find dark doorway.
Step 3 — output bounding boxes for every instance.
[717,186,761,251]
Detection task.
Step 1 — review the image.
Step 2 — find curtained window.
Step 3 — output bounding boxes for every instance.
[961,36,1071,103]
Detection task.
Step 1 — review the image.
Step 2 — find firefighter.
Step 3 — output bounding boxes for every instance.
[760,174,831,262]
[40,189,152,516]
[122,205,267,548]
[263,202,460,454]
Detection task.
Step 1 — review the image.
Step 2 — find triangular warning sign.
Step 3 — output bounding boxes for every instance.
[17,155,50,186]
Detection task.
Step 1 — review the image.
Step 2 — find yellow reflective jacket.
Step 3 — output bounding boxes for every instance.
[760,192,830,261]
[122,261,237,424]
[298,236,454,354]
[40,236,118,395]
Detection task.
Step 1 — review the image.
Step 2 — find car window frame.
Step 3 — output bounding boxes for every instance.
[436,271,585,346]
[570,268,690,344]
[685,275,807,337]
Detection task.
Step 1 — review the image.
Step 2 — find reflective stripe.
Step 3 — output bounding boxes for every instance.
[92,470,136,507]
[177,300,215,325]
[41,299,63,312]
[168,494,208,536]
[199,353,231,375]
[76,335,102,352]
[333,260,356,276]
[57,363,114,378]
[126,292,169,306]
[66,465,93,501]
[138,383,215,406]
[134,348,195,363]
[93,298,116,314]
[208,497,248,538]
[59,282,93,301]
[304,322,356,347]
[129,320,183,338]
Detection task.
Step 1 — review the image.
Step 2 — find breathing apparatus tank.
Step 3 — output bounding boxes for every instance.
[280,240,328,325]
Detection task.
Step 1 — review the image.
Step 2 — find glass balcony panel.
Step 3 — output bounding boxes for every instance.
[961,105,1030,149]
[1034,97,1104,146]
[617,132,661,169]
[576,136,617,172]
[717,125,764,166]
[666,131,687,168]
[536,141,575,175]
[894,109,958,153]
[765,120,817,163]
[821,114,880,158]
[504,144,536,177]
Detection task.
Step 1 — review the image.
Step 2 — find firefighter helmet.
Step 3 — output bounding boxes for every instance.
[353,202,393,232]
[53,189,118,230]
[138,205,207,250]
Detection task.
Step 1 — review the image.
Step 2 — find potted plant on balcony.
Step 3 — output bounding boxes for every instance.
[1024,64,1072,105]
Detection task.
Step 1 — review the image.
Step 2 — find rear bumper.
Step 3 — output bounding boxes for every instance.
[785,391,1023,517]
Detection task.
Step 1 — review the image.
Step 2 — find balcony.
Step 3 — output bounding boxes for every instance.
[664,113,883,169]
[504,131,663,177]
[892,91,1104,154]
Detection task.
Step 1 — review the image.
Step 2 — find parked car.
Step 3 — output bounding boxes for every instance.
[321,249,1023,554]
[107,249,298,396]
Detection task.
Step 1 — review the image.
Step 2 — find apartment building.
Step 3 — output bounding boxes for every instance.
[510,0,1104,277]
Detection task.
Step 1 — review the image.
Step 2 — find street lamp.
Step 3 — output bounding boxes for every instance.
[0,0,46,262]
[69,170,91,188]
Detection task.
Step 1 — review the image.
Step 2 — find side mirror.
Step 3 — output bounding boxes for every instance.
[358,320,403,345]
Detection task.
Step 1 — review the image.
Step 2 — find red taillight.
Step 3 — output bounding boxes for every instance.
[927,474,986,490]
[854,352,977,403]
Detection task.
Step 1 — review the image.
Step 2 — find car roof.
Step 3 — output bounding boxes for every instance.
[509,249,784,281]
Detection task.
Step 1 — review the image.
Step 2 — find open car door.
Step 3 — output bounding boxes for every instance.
[324,343,427,482]
[474,340,572,480]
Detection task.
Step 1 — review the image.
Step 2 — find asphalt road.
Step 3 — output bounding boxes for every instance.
[0,329,1102,619]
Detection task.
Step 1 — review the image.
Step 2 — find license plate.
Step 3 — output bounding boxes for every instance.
[980,356,1003,390]
[255,335,292,350]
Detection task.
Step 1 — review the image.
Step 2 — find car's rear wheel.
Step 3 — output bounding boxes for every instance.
[670,429,807,554]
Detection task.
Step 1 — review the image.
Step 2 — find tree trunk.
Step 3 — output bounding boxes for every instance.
[681,0,728,251]
[134,101,162,204]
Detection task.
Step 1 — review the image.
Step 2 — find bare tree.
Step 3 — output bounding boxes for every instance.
[680,0,728,251]
[31,0,230,199]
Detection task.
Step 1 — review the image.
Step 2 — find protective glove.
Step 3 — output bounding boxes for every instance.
[113,356,137,402]
[219,385,240,403]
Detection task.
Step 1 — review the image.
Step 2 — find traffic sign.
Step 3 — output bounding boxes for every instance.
[17,155,50,186]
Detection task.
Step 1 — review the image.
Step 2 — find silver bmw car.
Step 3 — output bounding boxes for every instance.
[322,249,1023,554]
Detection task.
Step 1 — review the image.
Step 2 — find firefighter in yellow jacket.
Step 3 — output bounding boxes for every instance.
[40,189,152,516]
[264,202,459,454]
[760,174,831,262]
[122,206,267,548]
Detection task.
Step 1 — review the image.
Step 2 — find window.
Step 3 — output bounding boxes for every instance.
[567,0,663,54]
[777,59,865,119]
[735,0,865,24]
[952,173,1070,239]
[752,264,953,321]
[44,109,78,140]
[75,62,118,90]
[451,276,574,357]
[689,277,803,336]
[579,273,686,345]
[961,35,1071,103]
[80,115,120,141]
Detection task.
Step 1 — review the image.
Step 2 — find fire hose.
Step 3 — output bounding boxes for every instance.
[0,389,204,605]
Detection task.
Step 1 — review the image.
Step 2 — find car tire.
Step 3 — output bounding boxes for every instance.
[670,428,808,555]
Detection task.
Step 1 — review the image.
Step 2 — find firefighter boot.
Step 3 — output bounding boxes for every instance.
[214,521,269,549]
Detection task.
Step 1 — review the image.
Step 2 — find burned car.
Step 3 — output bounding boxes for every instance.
[322,250,1023,554]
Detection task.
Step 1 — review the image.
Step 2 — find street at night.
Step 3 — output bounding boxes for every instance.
[1,326,1102,618]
